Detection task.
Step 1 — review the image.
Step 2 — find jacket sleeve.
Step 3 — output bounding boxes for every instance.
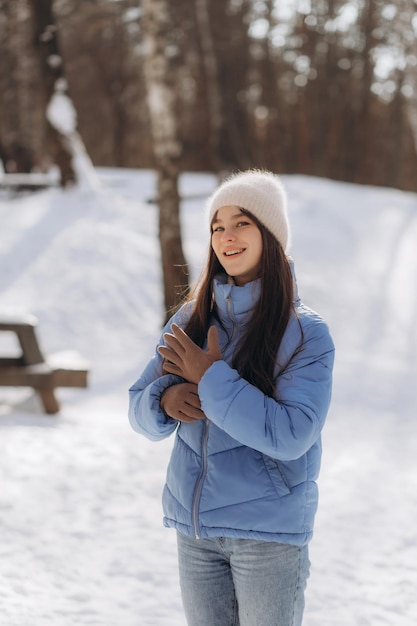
[128,308,191,441]
[198,316,335,461]
[128,359,182,441]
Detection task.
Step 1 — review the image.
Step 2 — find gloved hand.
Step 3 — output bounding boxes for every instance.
[158,323,221,384]
[160,382,205,422]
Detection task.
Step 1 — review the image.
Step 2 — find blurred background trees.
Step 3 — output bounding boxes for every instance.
[1,0,416,191]
[1,0,416,315]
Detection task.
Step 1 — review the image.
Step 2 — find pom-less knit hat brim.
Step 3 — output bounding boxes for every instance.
[206,169,290,252]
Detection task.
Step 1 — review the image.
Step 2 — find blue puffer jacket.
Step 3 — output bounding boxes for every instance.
[129,267,335,546]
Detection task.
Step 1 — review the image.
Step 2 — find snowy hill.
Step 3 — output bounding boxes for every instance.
[0,169,416,625]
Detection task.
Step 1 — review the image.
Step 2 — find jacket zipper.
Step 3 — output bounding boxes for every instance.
[192,291,235,538]
[225,294,237,348]
[192,419,210,539]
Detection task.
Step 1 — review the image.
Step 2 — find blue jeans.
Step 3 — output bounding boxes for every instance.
[176,532,310,626]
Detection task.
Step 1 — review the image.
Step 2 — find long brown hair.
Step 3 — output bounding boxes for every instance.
[182,210,296,397]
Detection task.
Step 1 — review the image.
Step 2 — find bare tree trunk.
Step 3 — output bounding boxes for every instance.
[353,0,380,184]
[194,0,223,172]
[29,0,76,186]
[0,0,41,173]
[403,0,417,168]
[141,0,189,322]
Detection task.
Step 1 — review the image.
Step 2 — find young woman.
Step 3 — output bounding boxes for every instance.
[129,170,335,626]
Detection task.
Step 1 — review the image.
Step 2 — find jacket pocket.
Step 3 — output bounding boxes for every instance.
[262,455,291,497]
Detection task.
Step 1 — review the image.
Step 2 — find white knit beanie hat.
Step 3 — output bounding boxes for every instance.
[206,169,290,252]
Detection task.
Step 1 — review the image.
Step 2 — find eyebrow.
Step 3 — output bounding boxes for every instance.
[212,211,245,224]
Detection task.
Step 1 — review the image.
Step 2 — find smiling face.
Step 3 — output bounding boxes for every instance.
[211,205,263,286]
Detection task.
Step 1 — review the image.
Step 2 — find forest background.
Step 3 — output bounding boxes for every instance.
[1,0,417,190]
[1,0,417,315]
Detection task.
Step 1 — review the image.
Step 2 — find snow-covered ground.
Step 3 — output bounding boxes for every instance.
[0,168,416,626]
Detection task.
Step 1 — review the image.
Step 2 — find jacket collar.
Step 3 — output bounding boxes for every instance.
[212,257,300,327]
[212,275,260,329]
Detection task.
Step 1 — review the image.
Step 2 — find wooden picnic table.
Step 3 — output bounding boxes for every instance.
[0,173,58,192]
[0,313,89,414]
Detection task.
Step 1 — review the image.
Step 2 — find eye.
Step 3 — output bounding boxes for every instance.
[212,225,224,233]
[236,219,253,228]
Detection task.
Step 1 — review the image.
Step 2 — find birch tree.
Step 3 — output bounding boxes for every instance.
[141,0,189,321]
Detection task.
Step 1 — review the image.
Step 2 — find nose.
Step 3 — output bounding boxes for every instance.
[221,227,236,241]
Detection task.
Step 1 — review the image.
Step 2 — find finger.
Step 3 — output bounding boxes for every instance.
[177,413,201,423]
[158,345,182,365]
[184,393,202,410]
[182,404,205,419]
[162,361,182,375]
[207,325,222,359]
[163,332,186,354]
[170,324,197,350]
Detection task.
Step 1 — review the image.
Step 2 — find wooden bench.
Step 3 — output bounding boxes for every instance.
[0,314,89,414]
[0,173,58,193]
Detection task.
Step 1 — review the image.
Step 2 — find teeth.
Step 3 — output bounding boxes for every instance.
[225,249,243,256]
